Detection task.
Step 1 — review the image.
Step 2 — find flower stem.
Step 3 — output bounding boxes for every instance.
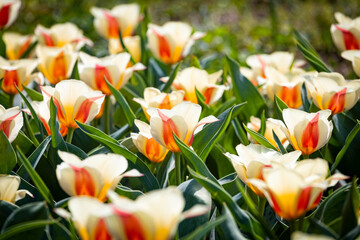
[302,154,309,159]
[150,162,157,174]
[66,128,75,143]
[258,197,267,216]
[174,152,181,185]
[9,94,14,107]
[104,95,110,134]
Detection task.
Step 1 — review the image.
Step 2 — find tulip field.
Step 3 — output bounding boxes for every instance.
[1,0,360,239]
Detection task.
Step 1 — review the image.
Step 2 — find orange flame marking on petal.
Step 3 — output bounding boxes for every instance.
[94,218,112,240]
[257,55,267,78]
[51,51,67,84]
[70,164,96,196]
[112,207,146,240]
[258,164,272,181]
[74,95,104,125]
[203,87,215,105]
[104,12,119,38]
[296,186,312,213]
[152,29,171,63]
[158,94,172,109]
[41,32,55,47]
[17,36,33,59]
[0,111,21,138]
[335,25,360,50]
[279,86,301,108]
[327,88,347,114]
[157,109,180,152]
[95,65,113,95]
[145,138,164,162]
[0,4,11,28]
[301,113,319,155]
[269,192,283,217]
[2,69,20,94]
[309,192,322,210]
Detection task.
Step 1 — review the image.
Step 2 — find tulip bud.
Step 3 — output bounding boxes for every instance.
[0,104,23,142]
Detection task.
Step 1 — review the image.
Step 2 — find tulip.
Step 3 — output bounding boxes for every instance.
[0,175,32,203]
[56,151,142,201]
[0,57,39,95]
[108,35,142,60]
[245,51,305,85]
[40,80,105,131]
[305,72,360,114]
[148,101,218,152]
[3,32,35,60]
[247,116,288,148]
[35,23,93,51]
[78,52,145,95]
[291,232,335,240]
[265,67,306,108]
[163,67,227,105]
[67,196,113,240]
[341,50,360,77]
[248,158,347,220]
[131,119,169,163]
[0,0,21,29]
[36,45,77,85]
[133,87,184,120]
[0,104,23,142]
[224,144,301,195]
[331,12,360,51]
[147,22,205,64]
[25,100,53,135]
[107,187,209,240]
[281,109,333,155]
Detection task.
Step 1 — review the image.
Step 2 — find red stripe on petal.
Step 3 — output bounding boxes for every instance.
[335,25,360,50]
[0,111,21,138]
[74,95,104,125]
[297,186,312,212]
[94,218,112,240]
[41,32,55,47]
[279,86,301,108]
[104,12,119,38]
[309,192,322,210]
[257,55,267,78]
[157,109,180,152]
[51,51,67,84]
[203,87,215,105]
[52,97,66,126]
[2,69,20,94]
[95,65,113,95]
[0,4,11,28]
[18,36,33,59]
[70,164,96,196]
[152,29,171,62]
[301,113,319,155]
[327,88,347,114]
[112,207,146,240]
[269,192,282,216]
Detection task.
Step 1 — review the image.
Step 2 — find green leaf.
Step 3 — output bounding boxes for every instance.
[70,60,80,79]
[226,55,266,121]
[274,95,288,120]
[342,225,360,240]
[0,131,17,174]
[19,41,37,59]
[308,218,338,239]
[16,147,54,206]
[23,85,43,101]
[272,130,287,154]
[0,201,19,227]
[49,98,66,150]
[22,111,39,147]
[0,32,6,58]
[182,215,226,240]
[231,119,250,145]
[217,205,249,240]
[294,30,331,73]
[259,110,266,136]
[301,82,310,112]
[160,61,181,92]
[188,167,264,239]
[105,78,136,127]
[115,186,143,200]
[75,120,118,144]
[340,178,359,237]
[243,124,277,151]
[193,104,244,160]
[195,88,210,115]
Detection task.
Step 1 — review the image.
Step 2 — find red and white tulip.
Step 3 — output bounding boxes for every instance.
[0,0,21,29]
[331,12,360,51]
[3,32,35,60]
[0,104,22,142]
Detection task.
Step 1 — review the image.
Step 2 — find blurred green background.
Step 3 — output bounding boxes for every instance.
[8,0,360,76]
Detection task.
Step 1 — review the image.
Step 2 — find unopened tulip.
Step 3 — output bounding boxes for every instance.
[0,175,32,203]
[0,57,39,94]
[147,22,205,64]
[107,187,209,240]
[3,32,35,60]
[331,12,360,51]
[248,158,347,220]
[305,72,360,114]
[0,104,22,142]
[131,120,169,163]
[0,0,21,29]
[266,67,306,108]
[281,109,333,155]
[35,23,93,51]
[36,45,77,85]
[225,144,301,195]
[133,87,184,120]
[56,151,142,201]
[41,80,105,130]
[108,34,142,60]
[148,102,218,152]
[247,116,288,148]
[78,52,145,95]
[163,67,227,105]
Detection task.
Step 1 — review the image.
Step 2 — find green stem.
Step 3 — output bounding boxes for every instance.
[289,220,298,234]
[9,94,14,107]
[66,128,75,143]
[150,162,157,174]
[258,197,267,216]
[104,95,110,134]
[174,152,181,185]
[302,154,309,159]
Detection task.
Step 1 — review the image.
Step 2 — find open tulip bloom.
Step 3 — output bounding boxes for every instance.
[0,104,23,142]
[147,22,205,64]
[341,50,360,77]
[78,52,145,95]
[248,158,347,220]
[305,72,360,114]
[147,101,218,152]
[0,175,32,203]
[281,109,333,156]
[56,151,142,201]
[2,32,36,60]
[331,12,360,51]
[0,0,21,29]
